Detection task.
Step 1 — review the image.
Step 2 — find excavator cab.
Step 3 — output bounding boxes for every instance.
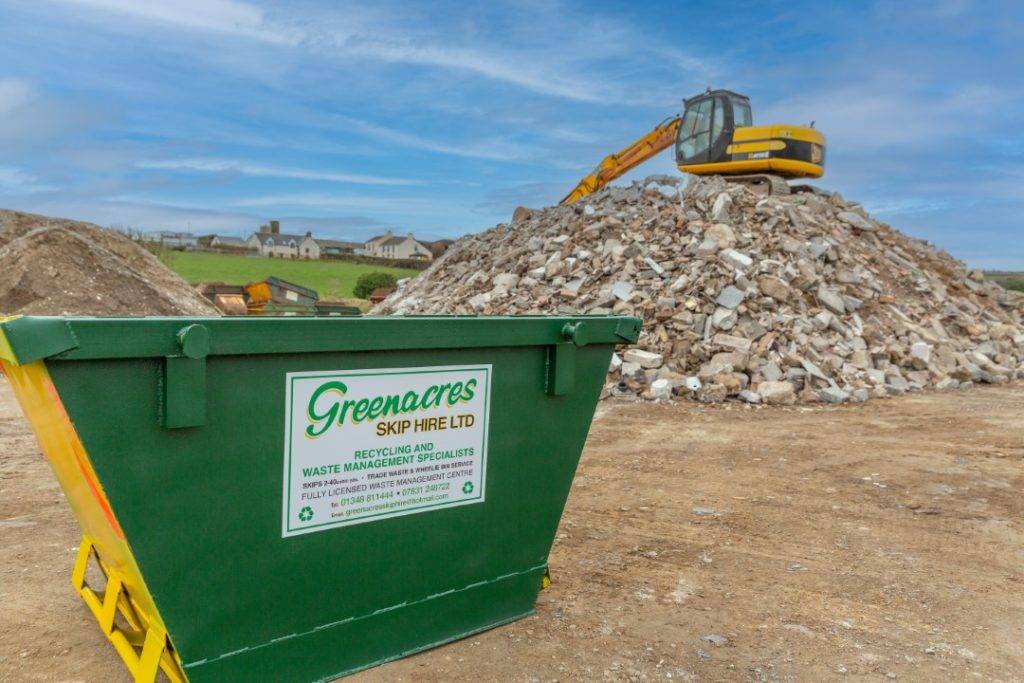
[675,89,824,180]
[676,90,751,165]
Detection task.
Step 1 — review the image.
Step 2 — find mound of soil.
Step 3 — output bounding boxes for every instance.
[0,209,218,316]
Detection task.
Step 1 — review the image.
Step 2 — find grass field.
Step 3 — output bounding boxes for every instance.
[163,251,420,301]
[986,271,1024,292]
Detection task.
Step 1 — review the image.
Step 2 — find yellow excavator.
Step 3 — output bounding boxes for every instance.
[562,88,825,203]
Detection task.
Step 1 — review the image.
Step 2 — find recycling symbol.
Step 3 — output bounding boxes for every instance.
[298,506,314,522]
[462,481,474,495]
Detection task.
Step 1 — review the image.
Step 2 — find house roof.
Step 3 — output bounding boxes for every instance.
[381,236,408,246]
[213,235,247,246]
[366,233,392,244]
[316,238,361,249]
[425,239,453,256]
[147,231,196,239]
[251,232,310,246]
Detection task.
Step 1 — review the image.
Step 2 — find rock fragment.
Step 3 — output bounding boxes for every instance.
[837,211,876,231]
[757,275,791,302]
[648,378,672,399]
[820,386,850,404]
[716,285,746,310]
[623,349,663,368]
[760,381,797,405]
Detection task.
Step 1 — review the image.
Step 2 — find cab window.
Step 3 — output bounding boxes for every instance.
[732,98,752,127]
[679,106,700,137]
[678,98,713,160]
[712,99,725,139]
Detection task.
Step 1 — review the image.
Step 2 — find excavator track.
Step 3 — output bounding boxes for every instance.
[727,173,790,196]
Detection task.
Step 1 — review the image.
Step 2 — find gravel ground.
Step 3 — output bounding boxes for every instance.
[1,377,1021,681]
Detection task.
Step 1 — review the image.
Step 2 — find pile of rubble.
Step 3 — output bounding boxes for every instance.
[376,175,1024,404]
[0,209,218,316]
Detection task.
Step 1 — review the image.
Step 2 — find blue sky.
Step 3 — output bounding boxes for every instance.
[0,1,1021,267]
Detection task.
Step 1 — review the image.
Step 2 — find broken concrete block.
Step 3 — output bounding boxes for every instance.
[716,285,746,309]
[817,284,846,314]
[492,273,520,289]
[648,378,672,399]
[609,352,622,372]
[612,281,634,301]
[837,211,876,231]
[910,341,932,367]
[757,275,791,302]
[759,381,797,405]
[643,257,666,276]
[621,361,641,376]
[713,333,752,352]
[711,307,738,330]
[706,223,736,249]
[719,249,753,271]
[699,383,728,403]
[761,361,783,382]
[711,192,733,221]
[623,349,663,368]
[738,389,762,404]
[820,386,849,404]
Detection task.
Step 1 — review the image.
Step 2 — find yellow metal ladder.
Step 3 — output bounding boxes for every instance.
[71,536,187,682]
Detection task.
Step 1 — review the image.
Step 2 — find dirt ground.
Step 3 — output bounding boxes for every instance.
[1,378,1022,682]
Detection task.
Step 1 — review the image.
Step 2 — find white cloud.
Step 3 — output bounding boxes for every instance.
[137,158,421,186]
[761,75,1012,152]
[335,38,605,103]
[317,25,711,105]
[53,0,299,44]
[0,76,98,147]
[898,167,1024,204]
[6,196,260,232]
[864,197,952,216]
[330,115,540,162]
[230,193,456,215]
[47,0,710,105]
[0,78,37,117]
[0,166,57,194]
[933,0,973,18]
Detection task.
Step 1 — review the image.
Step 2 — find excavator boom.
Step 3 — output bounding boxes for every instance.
[561,117,681,204]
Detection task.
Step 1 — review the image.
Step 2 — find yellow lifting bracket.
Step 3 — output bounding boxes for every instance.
[71,536,187,683]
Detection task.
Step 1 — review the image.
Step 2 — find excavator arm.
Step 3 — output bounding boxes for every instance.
[561,116,681,204]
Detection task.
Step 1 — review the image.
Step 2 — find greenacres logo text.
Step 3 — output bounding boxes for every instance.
[305,379,477,438]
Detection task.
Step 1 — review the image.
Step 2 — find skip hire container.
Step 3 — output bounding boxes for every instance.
[0,314,640,682]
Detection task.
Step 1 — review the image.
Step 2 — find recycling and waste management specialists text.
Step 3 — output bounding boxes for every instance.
[282,365,491,536]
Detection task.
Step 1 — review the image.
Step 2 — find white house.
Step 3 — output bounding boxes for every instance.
[209,235,251,249]
[247,221,320,259]
[363,230,432,261]
[315,238,361,257]
[145,231,198,249]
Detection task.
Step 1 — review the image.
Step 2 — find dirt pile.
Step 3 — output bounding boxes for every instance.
[0,209,218,316]
[376,175,1024,404]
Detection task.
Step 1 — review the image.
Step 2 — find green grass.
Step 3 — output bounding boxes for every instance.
[985,271,1024,292]
[163,251,420,301]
